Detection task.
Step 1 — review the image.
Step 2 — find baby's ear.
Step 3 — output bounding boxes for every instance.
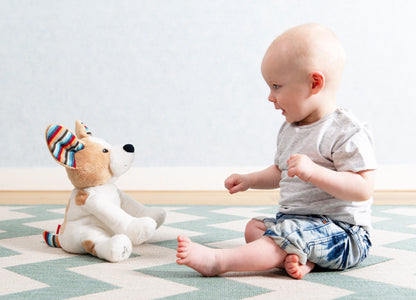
[75,120,92,139]
[45,124,85,169]
[311,72,325,94]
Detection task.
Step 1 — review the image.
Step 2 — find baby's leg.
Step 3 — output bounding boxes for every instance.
[176,235,287,277]
[284,254,315,279]
[244,219,267,243]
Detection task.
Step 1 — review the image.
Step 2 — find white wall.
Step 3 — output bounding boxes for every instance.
[1,1,416,183]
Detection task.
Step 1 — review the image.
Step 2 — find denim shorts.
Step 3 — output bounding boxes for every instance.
[256,213,371,270]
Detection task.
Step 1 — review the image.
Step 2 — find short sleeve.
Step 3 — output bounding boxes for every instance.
[332,125,377,172]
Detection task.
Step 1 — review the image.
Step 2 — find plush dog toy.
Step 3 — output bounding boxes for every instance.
[43,120,165,262]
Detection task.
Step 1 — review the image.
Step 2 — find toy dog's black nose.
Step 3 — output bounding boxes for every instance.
[123,144,135,153]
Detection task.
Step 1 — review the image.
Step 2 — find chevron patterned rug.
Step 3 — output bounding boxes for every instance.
[0,205,415,299]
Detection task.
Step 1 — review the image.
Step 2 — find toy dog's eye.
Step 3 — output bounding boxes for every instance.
[102,149,109,153]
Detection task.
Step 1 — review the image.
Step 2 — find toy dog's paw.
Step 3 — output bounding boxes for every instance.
[107,234,132,262]
[126,217,157,245]
[93,234,132,262]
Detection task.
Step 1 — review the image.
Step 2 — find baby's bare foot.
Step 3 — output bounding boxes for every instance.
[284,254,315,279]
[176,236,223,277]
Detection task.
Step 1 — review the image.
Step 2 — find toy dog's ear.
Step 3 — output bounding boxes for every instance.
[75,120,92,139]
[45,124,85,169]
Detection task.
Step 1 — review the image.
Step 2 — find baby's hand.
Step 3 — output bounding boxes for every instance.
[287,154,316,182]
[224,174,250,194]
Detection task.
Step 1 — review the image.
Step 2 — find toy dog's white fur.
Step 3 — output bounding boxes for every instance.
[44,120,165,262]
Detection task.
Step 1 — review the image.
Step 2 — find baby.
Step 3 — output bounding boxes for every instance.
[176,23,377,279]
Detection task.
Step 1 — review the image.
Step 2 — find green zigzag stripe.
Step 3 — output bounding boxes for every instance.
[3,256,118,299]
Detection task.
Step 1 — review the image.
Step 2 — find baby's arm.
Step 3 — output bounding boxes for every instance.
[287,154,375,202]
[224,165,282,194]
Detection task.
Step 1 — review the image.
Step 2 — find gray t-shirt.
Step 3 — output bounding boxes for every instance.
[275,107,377,229]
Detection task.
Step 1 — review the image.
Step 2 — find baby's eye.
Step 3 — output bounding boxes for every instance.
[272,84,281,90]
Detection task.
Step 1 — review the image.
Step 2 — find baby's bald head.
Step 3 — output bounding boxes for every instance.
[263,23,346,92]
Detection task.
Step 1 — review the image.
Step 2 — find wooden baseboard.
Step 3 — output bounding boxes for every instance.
[2,165,416,191]
[0,190,415,205]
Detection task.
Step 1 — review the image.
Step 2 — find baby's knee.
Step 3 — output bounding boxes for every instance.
[245,219,267,243]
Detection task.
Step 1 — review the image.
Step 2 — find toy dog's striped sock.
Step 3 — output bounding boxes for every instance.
[43,231,61,247]
[43,225,62,248]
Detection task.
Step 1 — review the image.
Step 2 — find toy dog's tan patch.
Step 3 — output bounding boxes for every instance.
[66,139,113,189]
[82,240,97,256]
[75,190,89,206]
